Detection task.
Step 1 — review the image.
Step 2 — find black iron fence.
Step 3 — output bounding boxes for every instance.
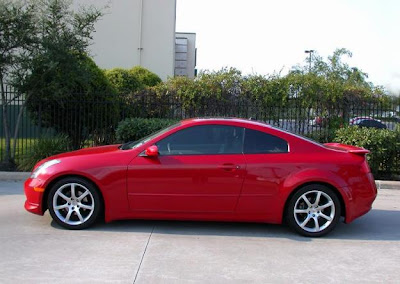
[1,87,399,172]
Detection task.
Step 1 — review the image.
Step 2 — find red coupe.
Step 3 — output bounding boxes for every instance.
[24,118,377,237]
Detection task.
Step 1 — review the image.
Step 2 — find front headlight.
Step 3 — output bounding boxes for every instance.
[31,159,61,179]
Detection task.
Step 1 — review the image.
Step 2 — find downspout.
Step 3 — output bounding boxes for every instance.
[138,0,143,65]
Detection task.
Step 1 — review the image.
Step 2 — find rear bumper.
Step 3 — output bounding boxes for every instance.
[345,173,377,223]
[24,178,45,216]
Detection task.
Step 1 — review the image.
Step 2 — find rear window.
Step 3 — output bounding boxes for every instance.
[244,128,288,154]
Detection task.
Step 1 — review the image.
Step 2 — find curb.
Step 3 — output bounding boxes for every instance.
[375,180,400,190]
[0,172,399,190]
[0,172,30,182]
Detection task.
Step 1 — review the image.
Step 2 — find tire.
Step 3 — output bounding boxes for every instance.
[47,177,102,230]
[286,184,341,237]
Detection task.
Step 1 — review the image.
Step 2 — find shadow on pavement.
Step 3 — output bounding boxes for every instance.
[50,208,400,242]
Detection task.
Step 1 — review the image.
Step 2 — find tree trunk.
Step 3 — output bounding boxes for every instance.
[12,94,29,160]
[0,75,12,164]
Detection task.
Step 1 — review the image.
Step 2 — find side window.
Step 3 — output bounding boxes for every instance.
[244,128,288,154]
[156,125,244,155]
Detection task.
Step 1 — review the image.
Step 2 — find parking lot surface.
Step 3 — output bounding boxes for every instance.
[1,180,399,283]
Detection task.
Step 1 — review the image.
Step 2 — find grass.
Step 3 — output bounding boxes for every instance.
[0,138,38,162]
[1,137,98,171]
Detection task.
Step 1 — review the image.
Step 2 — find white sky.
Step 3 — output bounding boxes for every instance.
[176,0,400,95]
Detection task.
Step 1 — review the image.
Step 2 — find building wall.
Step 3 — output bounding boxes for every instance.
[74,0,176,80]
[175,33,197,78]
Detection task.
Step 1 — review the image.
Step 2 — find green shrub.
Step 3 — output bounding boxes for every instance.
[305,130,336,143]
[334,126,400,177]
[116,118,178,143]
[104,68,142,94]
[130,66,162,87]
[104,66,161,95]
[17,134,71,171]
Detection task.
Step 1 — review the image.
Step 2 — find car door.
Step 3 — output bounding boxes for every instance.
[127,124,246,213]
[236,127,290,217]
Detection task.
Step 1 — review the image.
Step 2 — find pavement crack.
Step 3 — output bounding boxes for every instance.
[133,225,155,283]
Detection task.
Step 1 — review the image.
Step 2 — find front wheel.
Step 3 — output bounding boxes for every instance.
[286,184,341,237]
[47,177,101,230]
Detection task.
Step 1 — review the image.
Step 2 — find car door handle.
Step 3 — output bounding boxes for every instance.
[218,164,241,171]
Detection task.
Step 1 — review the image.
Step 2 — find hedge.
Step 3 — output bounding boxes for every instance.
[116,118,178,143]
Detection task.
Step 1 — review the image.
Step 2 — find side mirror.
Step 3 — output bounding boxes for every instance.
[145,145,159,157]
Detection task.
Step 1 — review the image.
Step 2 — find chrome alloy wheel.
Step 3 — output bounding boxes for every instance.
[293,190,335,233]
[52,183,95,226]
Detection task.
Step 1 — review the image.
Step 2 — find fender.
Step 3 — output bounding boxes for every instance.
[39,167,130,222]
[278,168,352,219]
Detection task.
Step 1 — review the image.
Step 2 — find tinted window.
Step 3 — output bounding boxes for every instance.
[244,128,288,154]
[156,125,244,155]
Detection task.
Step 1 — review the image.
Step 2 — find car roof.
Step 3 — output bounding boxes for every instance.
[181,117,273,128]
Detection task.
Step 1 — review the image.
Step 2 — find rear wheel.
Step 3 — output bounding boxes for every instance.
[47,177,101,230]
[286,184,341,237]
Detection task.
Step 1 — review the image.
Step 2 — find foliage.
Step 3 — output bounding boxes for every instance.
[305,130,337,144]
[334,126,400,177]
[26,54,118,149]
[116,118,178,143]
[104,66,161,95]
[104,68,142,94]
[130,66,161,87]
[284,49,395,127]
[126,51,395,120]
[17,134,71,171]
[13,0,118,149]
[0,0,37,76]
[0,0,38,163]
[126,68,286,119]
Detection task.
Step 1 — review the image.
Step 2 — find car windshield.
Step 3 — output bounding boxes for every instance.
[120,122,181,150]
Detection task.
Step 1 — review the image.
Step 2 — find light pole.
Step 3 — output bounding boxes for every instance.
[304,50,314,72]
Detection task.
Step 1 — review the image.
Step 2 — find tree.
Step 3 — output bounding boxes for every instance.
[26,54,118,149]
[1,0,111,163]
[17,0,118,149]
[0,0,37,166]
[288,48,387,108]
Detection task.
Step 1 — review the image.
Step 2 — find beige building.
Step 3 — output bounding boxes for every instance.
[74,0,196,80]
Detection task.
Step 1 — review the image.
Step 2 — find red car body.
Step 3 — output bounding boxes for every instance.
[24,118,377,228]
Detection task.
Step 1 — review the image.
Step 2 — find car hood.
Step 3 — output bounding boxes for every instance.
[34,144,123,169]
[54,144,122,159]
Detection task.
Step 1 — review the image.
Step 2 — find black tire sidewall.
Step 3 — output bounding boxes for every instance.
[47,177,101,230]
[286,184,341,237]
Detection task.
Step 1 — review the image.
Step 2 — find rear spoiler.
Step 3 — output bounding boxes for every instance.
[323,143,370,155]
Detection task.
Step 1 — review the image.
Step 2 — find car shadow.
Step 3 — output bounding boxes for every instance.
[50,209,400,242]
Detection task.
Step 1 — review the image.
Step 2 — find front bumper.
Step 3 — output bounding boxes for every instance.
[24,178,45,215]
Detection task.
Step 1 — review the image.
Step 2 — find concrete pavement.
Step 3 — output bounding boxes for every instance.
[0,180,399,283]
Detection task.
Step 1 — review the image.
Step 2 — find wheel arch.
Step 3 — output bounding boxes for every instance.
[42,174,105,216]
[282,181,346,223]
